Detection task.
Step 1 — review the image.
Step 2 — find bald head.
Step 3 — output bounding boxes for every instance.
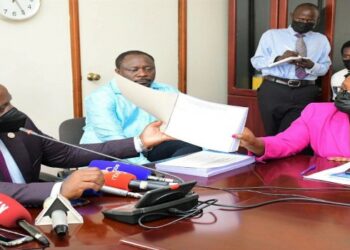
[292,3,319,22]
[0,85,13,116]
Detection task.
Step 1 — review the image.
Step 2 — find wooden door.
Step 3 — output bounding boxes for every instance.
[78,0,179,114]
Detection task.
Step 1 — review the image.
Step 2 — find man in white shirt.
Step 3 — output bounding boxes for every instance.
[331,41,350,100]
[251,3,331,135]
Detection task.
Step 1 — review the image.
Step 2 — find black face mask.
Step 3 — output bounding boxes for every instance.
[334,91,350,114]
[0,108,27,133]
[291,21,315,34]
[343,59,350,70]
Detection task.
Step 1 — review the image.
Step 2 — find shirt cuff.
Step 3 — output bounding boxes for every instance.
[305,62,319,75]
[133,136,143,153]
[50,182,63,198]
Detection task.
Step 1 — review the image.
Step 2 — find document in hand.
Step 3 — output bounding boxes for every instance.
[155,150,255,177]
[116,74,248,152]
[267,56,307,68]
[304,162,350,186]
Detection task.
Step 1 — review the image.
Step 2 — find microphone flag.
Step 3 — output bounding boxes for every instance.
[89,160,151,180]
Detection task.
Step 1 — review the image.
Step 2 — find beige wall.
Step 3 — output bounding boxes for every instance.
[0,0,228,138]
[187,0,228,104]
[0,0,73,137]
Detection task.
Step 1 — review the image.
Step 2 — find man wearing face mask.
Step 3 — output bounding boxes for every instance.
[251,3,331,136]
[80,50,201,164]
[331,41,350,100]
[0,84,172,206]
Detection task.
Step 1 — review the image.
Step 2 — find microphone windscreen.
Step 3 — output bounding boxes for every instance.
[89,160,151,180]
[104,171,136,191]
[0,193,32,228]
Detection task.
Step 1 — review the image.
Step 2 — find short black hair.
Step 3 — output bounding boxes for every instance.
[115,50,154,69]
[341,41,350,55]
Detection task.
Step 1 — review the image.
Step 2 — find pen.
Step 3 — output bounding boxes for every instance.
[300,165,316,176]
[17,220,50,247]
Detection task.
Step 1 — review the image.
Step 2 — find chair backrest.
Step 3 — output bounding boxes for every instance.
[59,117,86,145]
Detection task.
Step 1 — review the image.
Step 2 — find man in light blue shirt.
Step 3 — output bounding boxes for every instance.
[81,50,201,164]
[251,3,331,136]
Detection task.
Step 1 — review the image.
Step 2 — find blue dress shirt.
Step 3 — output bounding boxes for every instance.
[80,78,178,164]
[251,26,331,80]
[0,139,25,183]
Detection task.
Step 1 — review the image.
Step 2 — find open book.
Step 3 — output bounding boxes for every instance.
[155,150,255,177]
[115,74,248,152]
[268,56,307,68]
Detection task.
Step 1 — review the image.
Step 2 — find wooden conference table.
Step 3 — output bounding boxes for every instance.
[23,155,350,250]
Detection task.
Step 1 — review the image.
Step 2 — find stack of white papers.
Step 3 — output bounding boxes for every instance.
[155,151,255,177]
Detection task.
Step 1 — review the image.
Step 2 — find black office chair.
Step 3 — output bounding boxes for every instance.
[58,117,86,145]
[40,117,86,181]
[57,117,86,178]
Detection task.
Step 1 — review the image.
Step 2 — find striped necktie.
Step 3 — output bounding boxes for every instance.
[295,34,308,79]
[0,150,11,182]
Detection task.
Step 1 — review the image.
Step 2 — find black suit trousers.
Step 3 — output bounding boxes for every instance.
[257,80,319,136]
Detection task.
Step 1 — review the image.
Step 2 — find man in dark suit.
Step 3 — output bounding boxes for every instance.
[0,84,171,206]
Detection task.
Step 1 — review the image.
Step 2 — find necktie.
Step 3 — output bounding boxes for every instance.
[295,34,308,79]
[0,150,11,182]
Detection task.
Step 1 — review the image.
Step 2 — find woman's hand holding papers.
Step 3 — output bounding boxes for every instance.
[234,127,265,156]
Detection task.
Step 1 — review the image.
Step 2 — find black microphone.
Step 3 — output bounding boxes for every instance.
[104,171,180,191]
[19,127,183,183]
[129,179,177,191]
[100,186,143,198]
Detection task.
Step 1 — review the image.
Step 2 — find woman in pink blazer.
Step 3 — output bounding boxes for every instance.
[237,102,350,161]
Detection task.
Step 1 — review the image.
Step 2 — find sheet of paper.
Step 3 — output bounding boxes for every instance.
[116,73,248,152]
[115,73,178,125]
[165,93,247,152]
[267,56,306,68]
[304,162,350,186]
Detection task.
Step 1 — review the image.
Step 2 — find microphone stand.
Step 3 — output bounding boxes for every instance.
[19,127,184,183]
